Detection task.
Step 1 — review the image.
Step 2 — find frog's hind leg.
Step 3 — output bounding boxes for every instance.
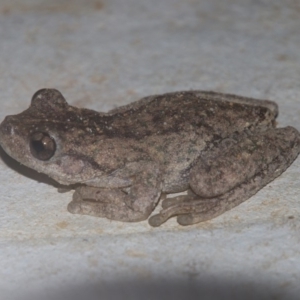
[149,126,300,226]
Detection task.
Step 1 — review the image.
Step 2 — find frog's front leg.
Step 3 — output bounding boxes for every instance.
[149,126,300,226]
[67,162,161,222]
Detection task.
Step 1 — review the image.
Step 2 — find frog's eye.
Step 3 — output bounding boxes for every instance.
[29,132,56,161]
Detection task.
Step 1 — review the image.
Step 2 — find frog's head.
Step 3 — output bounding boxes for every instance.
[0,89,108,185]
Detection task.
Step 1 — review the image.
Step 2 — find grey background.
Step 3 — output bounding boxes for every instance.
[0,0,300,299]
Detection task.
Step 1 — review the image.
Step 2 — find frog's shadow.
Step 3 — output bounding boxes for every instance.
[0,145,70,190]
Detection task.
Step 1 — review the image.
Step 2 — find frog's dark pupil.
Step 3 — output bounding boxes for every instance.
[29,132,56,161]
[31,140,45,152]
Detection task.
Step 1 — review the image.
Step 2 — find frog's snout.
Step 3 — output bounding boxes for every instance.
[0,116,14,137]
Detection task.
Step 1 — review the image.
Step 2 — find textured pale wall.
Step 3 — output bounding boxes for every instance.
[0,0,300,299]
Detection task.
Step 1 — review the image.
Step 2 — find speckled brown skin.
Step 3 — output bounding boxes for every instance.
[0,89,300,226]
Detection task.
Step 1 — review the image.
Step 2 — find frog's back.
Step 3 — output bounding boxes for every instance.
[110,90,277,193]
[103,90,277,140]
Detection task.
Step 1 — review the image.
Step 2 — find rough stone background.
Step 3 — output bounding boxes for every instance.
[0,0,300,299]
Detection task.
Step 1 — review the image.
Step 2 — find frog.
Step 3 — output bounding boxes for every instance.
[0,88,299,227]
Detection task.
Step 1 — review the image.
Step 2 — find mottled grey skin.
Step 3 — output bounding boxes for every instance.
[0,89,300,226]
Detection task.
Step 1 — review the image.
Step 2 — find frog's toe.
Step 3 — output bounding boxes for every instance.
[67,200,82,214]
[176,214,195,226]
[148,214,168,227]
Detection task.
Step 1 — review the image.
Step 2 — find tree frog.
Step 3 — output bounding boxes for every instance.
[0,89,299,226]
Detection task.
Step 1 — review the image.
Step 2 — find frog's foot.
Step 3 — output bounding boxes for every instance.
[149,126,300,227]
[149,194,218,227]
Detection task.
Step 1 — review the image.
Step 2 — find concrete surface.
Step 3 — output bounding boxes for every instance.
[0,0,300,299]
